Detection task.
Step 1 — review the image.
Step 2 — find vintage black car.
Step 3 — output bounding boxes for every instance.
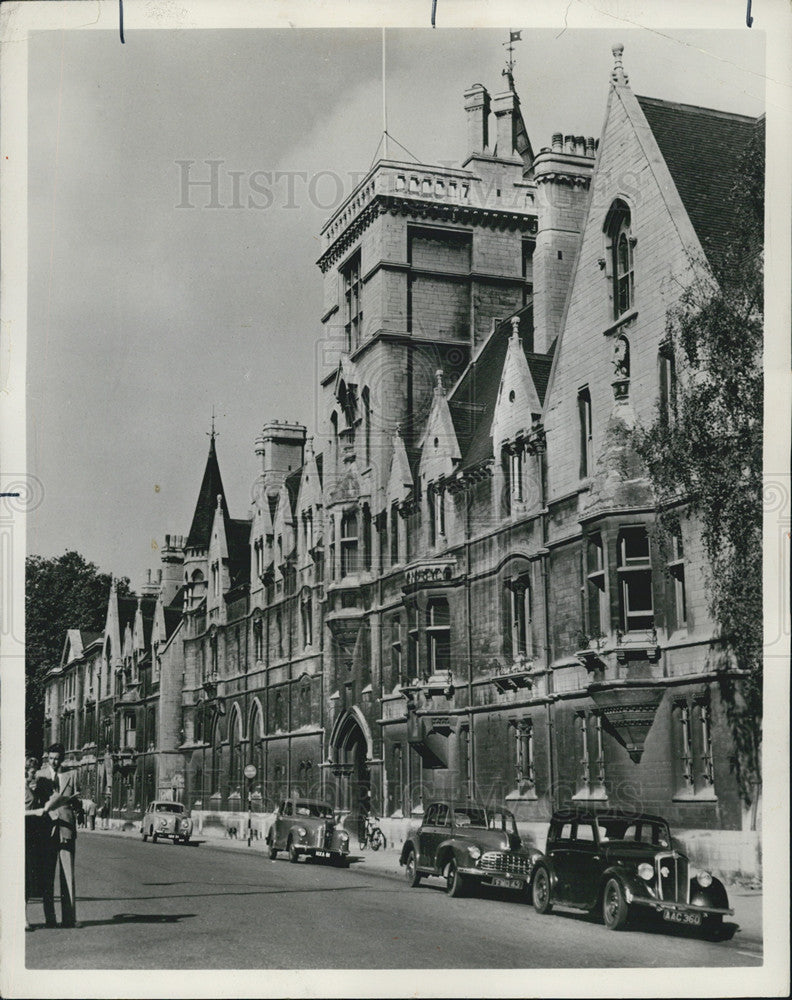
[267,797,350,866]
[531,809,732,938]
[399,801,542,898]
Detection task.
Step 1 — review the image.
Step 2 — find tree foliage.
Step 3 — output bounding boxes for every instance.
[634,122,764,807]
[25,550,130,756]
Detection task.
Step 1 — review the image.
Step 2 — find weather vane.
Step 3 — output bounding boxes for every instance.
[503,29,521,87]
[208,406,219,441]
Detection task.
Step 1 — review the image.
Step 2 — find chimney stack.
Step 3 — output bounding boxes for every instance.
[464,84,491,155]
[492,89,520,159]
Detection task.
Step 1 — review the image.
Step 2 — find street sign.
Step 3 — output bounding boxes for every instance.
[244,764,257,780]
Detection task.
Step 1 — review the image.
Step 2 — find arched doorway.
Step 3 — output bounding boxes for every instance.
[329,708,373,816]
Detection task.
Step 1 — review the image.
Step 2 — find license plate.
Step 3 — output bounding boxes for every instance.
[662,909,702,926]
[492,876,524,890]
[315,849,330,858]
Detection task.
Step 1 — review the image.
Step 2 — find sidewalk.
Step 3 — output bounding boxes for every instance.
[83,825,762,947]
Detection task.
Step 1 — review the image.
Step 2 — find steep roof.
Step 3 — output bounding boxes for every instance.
[226,518,252,591]
[448,306,554,471]
[636,96,760,265]
[186,436,230,551]
[163,606,183,640]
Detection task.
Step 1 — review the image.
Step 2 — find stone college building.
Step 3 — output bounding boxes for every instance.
[43,45,763,877]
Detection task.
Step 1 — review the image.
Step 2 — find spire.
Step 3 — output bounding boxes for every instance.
[186,435,229,551]
[502,29,521,91]
[611,43,630,87]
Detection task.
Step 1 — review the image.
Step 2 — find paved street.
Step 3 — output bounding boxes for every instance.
[24,831,763,970]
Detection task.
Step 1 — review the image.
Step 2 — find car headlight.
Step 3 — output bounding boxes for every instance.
[339,832,349,844]
[637,863,654,881]
[181,819,190,829]
[695,869,713,888]
[296,826,307,840]
[468,846,481,861]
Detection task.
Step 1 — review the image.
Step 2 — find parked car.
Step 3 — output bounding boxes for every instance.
[141,801,193,844]
[531,808,732,938]
[267,797,350,866]
[399,801,542,898]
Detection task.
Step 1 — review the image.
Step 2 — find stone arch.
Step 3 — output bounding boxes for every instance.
[329,705,374,760]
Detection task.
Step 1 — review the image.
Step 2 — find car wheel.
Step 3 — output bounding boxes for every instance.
[602,878,629,930]
[268,838,278,860]
[404,849,422,888]
[532,866,553,914]
[334,855,350,869]
[151,828,158,844]
[182,836,190,845]
[701,914,724,941]
[288,838,300,863]
[142,828,148,842]
[370,828,385,851]
[445,859,467,898]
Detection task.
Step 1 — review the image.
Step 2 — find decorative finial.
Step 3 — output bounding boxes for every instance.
[395,421,402,439]
[435,369,445,395]
[216,493,223,509]
[510,316,521,341]
[207,406,219,442]
[611,43,629,86]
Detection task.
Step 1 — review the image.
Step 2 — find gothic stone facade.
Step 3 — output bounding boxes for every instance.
[43,48,761,874]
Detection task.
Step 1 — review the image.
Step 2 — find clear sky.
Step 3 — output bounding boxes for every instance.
[26,26,765,589]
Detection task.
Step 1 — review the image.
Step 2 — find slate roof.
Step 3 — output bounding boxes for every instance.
[226,518,252,591]
[186,436,229,551]
[163,606,183,640]
[636,96,761,265]
[448,305,554,472]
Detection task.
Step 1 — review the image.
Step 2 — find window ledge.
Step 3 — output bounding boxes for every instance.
[572,786,608,802]
[672,790,718,803]
[602,309,638,338]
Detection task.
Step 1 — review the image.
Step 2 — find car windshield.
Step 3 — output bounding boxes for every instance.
[454,807,517,835]
[154,803,184,814]
[294,801,333,818]
[599,819,670,848]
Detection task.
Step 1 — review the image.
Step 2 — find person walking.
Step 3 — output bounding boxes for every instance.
[24,756,47,931]
[37,743,79,929]
[99,797,110,830]
[85,796,97,831]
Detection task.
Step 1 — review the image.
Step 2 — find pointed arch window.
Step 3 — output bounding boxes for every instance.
[659,343,677,425]
[605,200,634,318]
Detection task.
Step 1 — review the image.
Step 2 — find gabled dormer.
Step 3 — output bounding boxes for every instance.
[250,479,275,597]
[207,495,231,623]
[295,437,324,567]
[491,316,546,517]
[418,370,462,549]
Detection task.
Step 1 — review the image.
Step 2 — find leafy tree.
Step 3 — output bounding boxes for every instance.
[635,122,764,811]
[25,551,130,756]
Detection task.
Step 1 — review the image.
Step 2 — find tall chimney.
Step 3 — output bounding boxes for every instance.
[464,84,491,155]
[492,90,519,159]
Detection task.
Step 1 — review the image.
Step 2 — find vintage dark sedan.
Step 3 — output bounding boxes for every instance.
[399,801,542,898]
[141,800,193,844]
[531,809,732,938]
[267,797,350,866]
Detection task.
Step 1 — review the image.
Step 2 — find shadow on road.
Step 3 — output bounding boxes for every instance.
[31,913,196,929]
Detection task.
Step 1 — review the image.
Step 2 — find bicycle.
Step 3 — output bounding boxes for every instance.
[358,813,387,851]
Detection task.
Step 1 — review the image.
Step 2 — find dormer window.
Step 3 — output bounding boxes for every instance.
[427,483,445,546]
[605,199,634,318]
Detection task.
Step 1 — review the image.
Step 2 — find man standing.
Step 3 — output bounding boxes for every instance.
[85,796,97,831]
[37,743,79,928]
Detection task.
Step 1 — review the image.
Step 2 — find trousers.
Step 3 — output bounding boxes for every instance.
[42,835,77,927]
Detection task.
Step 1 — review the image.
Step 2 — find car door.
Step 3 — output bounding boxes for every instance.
[546,820,574,901]
[274,800,289,847]
[565,820,603,907]
[417,805,439,869]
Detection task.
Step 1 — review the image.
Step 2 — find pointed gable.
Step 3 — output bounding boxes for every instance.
[448,306,553,472]
[386,427,414,504]
[491,317,544,449]
[186,435,229,551]
[419,370,462,484]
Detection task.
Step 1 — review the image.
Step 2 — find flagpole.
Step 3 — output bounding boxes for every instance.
[382,27,388,159]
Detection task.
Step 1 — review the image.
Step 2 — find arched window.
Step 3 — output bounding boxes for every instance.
[605,200,634,318]
[362,387,371,466]
[210,717,222,795]
[228,710,243,793]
